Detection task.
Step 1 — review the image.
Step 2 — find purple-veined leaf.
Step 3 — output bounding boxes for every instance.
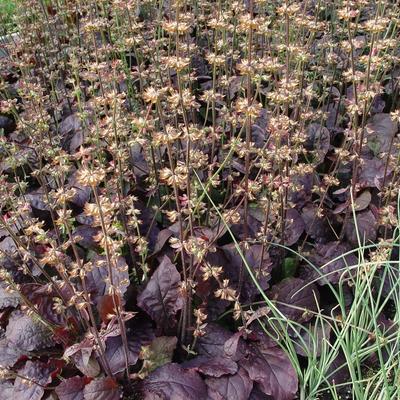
[183,355,238,378]
[13,361,55,400]
[83,377,121,400]
[284,209,305,246]
[0,281,20,309]
[304,241,358,285]
[0,337,24,367]
[365,113,398,155]
[104,335,142,375]
[205,367,253,400]
[55,376,88,400]
[344,209,377,246]
[268,278,319,323]
[85,254,129,301]
[241,338,298,400]
[5,310,53,352]
[137,256,184,327]
[141,363,207,400]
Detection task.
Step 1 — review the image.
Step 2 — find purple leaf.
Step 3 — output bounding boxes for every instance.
[249,386,272,399]
[359,158,391,189]
[60,114,85,153]
[326,352,350,385]
[222,244,272,301]
[0,281,20,309]
[301,204,332,242]
[67,171,91,207]
[104,335,141,374]
[268,278,319,323]
[305,123,330,164]
[288,173,314,206]
[305,242,358,285]
[0,338,24,367]
[5,310,53,352]
[64,338,100,378]
[72,225,100,250]
[241,339,298,400]
[183,355,238,377]
[137,256,184,327]
[205,367,253,400]
[0,381,14,400]
[83,377,121,400]
[55,376,87,400]
[344,209,377,246]
[141,363,208,400]
[152,228,174,255]
[354,190,371,211]
[365,113,398,155]
[21,284,65,326]
[196,323,234,358]
[85,254,129,301]
[138,336,178,377]
[284,209,305,246]
[13,361,54,400]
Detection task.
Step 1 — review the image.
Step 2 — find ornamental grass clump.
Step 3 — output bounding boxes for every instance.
[0,1,399,399]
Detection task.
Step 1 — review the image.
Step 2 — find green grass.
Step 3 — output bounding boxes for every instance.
[0,0,17,33]
[202,177,400,400]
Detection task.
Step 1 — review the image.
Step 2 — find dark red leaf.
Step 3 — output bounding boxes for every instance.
[344,209,377,246]
[268,278,319,323]
[284,209,305,246]
[137,256,184,327]
[241,339,298,400]
[5,310,53,352]
[205,367,253,400]
[196,323,234,358]
[85,255,129,302]
[222,244,272,301]
[83,377,121,400]
[141,363,208,400]
[0,338,24,367]
[104,335,141,374]
[55,376,88,400]
[13,360,55,400]
[183,355,238,377]
[305,242,358,285]
[0,281,20,309]
[97,293,121,324]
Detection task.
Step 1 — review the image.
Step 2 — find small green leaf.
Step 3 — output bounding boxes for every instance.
[282,257,298,278]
